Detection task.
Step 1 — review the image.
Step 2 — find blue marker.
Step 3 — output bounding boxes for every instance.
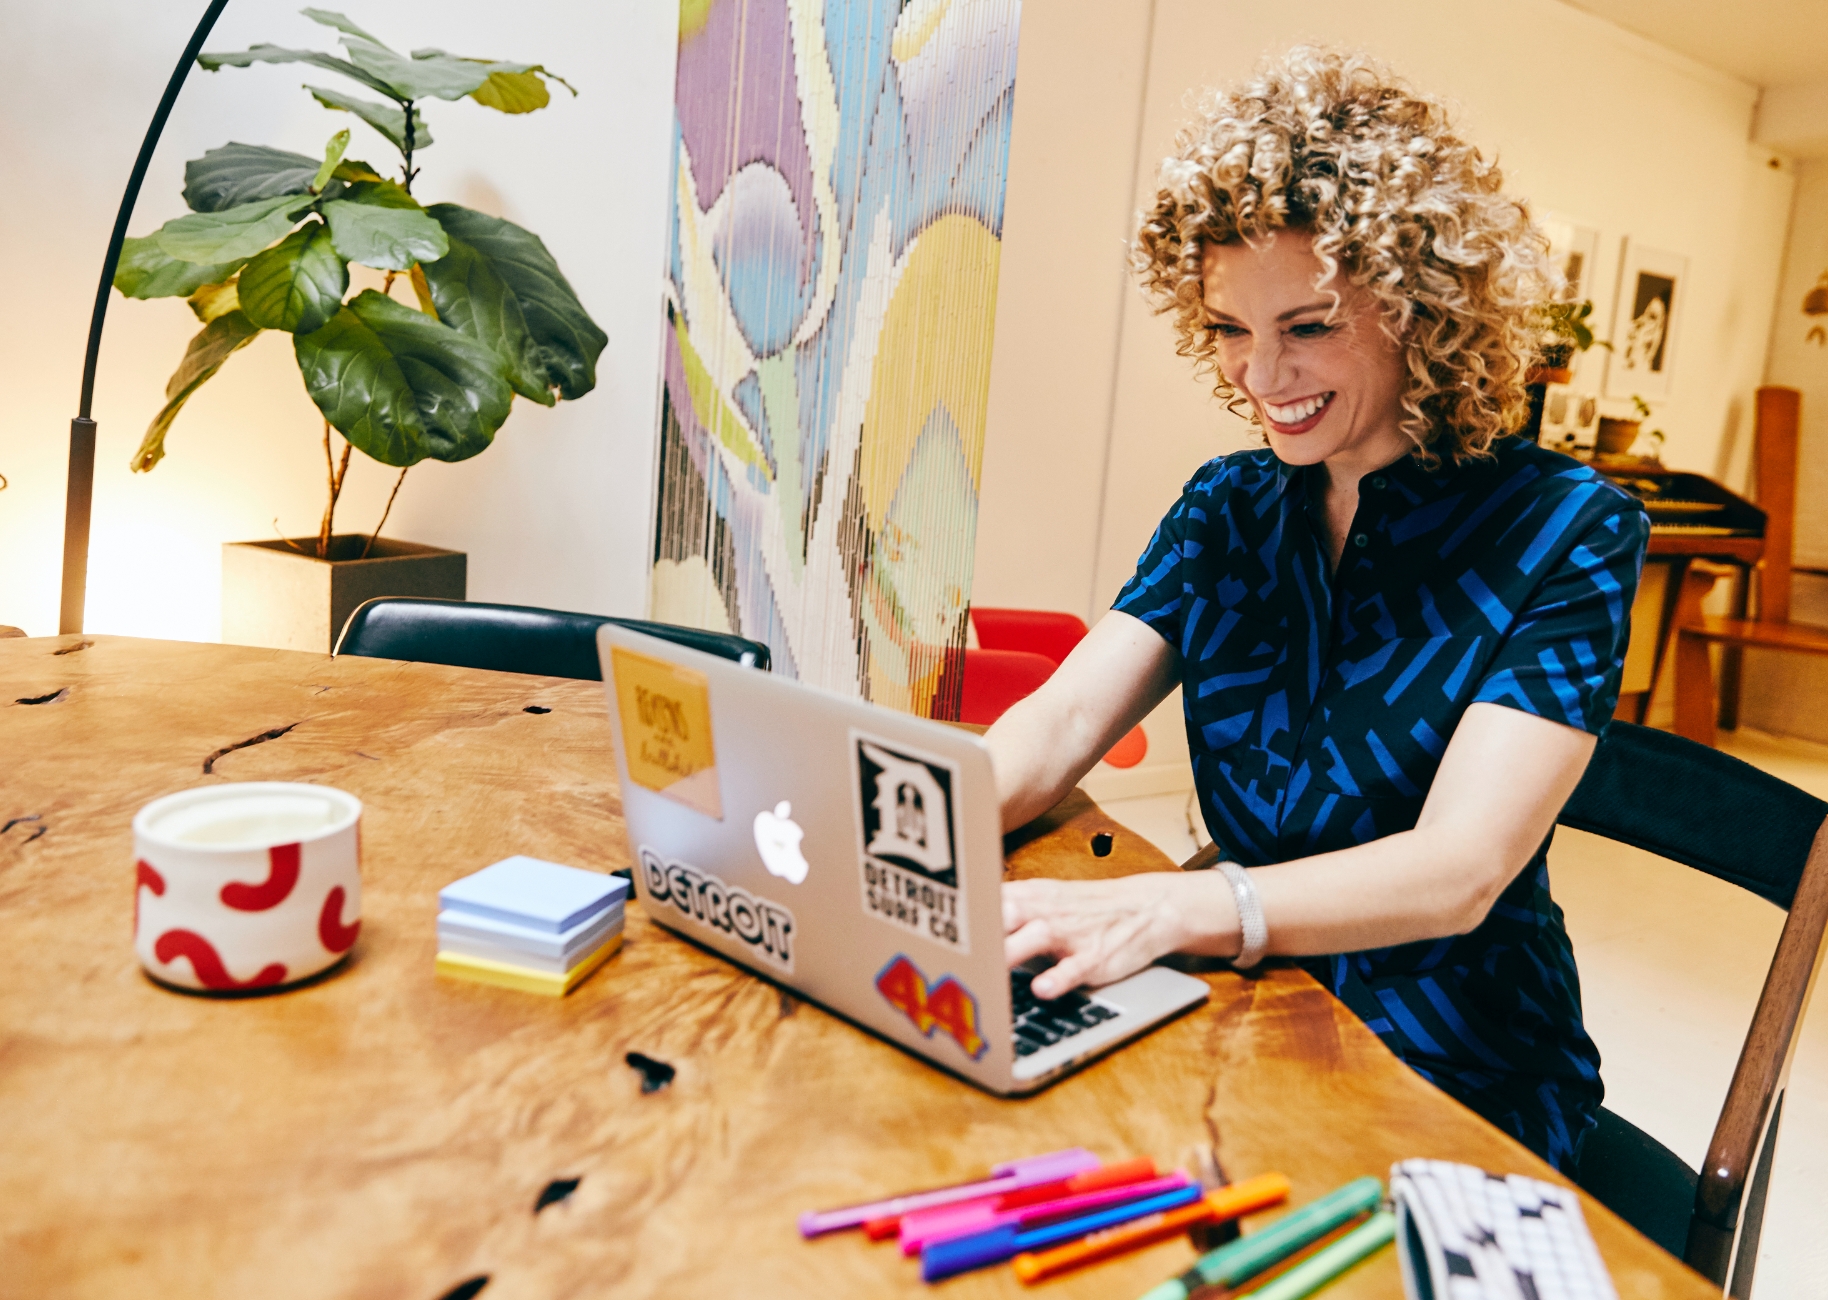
[921,1183,1205,1282]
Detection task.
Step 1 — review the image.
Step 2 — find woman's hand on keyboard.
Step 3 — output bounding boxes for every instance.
[1002,873,1236,999]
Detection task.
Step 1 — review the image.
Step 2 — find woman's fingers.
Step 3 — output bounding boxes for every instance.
[1031,951,1099,1000]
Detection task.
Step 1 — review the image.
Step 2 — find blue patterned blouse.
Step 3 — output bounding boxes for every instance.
[1113,435,1650,1171]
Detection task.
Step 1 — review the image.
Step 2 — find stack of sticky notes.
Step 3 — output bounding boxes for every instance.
[435,856,629,996]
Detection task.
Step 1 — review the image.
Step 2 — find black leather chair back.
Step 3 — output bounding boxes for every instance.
[1559,721,1828,1295]
[333,597,770,679]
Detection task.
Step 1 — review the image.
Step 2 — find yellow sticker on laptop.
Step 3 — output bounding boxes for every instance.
[611,647,722,819]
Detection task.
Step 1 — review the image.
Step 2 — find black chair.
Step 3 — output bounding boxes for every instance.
[333,597,770,678]
[1559,721,1828,1296]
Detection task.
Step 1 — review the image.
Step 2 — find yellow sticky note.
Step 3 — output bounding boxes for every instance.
[610,647,723,819]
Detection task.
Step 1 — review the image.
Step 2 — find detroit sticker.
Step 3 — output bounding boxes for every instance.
[851,732,968,954]
[611,647,722,819]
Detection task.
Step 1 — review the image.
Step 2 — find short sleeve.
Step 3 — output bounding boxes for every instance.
[1111,475,1199,648]
[1470,503,1651,734]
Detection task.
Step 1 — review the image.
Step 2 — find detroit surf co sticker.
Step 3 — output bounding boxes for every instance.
[874,954,987,1060]
[851,732,968,954]
[638,846,795,973]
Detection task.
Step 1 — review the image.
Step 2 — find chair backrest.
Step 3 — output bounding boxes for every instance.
[333,598,770,679]
[958,647,1056,725]
[969,607,1089,668]
[1558,721,1828,1289]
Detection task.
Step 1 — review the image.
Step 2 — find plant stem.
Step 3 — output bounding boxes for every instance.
[401,99,418,194]
[318,421,353,559]
[270,519,311,555]
[361,468,409,559]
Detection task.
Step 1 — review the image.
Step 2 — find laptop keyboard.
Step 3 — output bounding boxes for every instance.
[1010,967,1120,1057]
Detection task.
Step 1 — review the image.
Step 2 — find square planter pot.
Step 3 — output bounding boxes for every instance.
[222,535,466,653]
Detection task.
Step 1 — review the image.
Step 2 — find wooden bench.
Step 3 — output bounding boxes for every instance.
[1675,616,1828,745]
[1671,387,1828,747]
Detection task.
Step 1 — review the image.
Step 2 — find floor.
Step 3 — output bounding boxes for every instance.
[1102,727,1828,1298]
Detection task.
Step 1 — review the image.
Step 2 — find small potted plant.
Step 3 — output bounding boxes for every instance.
[114,8,605,651]
[1595,394,1664,463]
[1522,298,1608,443]
[1529,299,1605,384]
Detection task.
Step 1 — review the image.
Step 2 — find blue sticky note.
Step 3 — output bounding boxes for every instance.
[439,857,629,934]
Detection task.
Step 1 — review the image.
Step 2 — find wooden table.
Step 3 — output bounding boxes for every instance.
[0,637,1712,1300]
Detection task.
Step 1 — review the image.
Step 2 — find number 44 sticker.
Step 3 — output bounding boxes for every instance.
[874,954,987,1060]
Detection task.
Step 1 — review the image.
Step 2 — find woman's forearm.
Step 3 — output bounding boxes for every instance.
[1005,703,1597,997]
[1183,827,1508,958]
[985,613,1181,833]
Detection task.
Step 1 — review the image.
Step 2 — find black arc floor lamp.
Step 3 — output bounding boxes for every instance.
[60,0,230,635]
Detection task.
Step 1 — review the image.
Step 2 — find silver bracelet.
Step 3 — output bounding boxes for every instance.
[1215,859,1268,970]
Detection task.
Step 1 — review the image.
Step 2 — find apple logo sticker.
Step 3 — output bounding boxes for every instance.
[753,801,810,884]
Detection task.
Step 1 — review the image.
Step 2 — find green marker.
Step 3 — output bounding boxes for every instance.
[1238,1210,1396,1300]
[1136,1175,1384,1300]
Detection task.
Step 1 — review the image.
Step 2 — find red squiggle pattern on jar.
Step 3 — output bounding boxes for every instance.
[318,886,360,954]
[135,860,165,929]
[220,842,299,912]
[153,929,287,990]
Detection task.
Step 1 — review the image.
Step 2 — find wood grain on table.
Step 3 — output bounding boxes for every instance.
[0,637,1713,1299]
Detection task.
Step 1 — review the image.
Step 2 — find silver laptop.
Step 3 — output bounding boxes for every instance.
[596,624,1209,1096]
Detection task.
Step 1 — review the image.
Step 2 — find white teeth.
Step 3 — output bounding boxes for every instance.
[1264,393,1331,424]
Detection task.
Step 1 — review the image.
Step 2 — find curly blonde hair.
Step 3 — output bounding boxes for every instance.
[1133,46,1552,464]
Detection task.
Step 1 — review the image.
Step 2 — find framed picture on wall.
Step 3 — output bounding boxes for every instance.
[1541,216,1602,301]
[1604,240,1687,400]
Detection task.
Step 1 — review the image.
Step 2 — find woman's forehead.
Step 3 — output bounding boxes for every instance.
[1200,233,1337,310]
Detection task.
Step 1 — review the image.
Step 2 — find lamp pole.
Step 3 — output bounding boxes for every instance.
[60,0,230,634]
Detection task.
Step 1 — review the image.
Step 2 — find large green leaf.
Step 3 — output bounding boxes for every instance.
[154,193,315,264]
[197,42,397,97]
[419,235,551,405]
[425,204,605,400]
[113,236,246,299]
[409,49,576,115]
[130,311,263,472]
[182,143,318,213]
[308,83,432,153]
[341,38,492,102]
[300,8,389,47]
[321,182,448,270]
[237,223,347,333]
[294,290,512,466]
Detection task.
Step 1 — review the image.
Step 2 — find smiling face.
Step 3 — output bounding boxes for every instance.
[1201,231,1413,478]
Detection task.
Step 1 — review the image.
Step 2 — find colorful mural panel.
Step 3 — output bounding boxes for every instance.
[653,0,1021,717]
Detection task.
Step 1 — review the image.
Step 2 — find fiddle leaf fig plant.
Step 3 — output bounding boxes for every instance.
[114,8,603,558]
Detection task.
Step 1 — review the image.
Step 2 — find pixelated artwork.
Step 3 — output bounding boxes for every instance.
[652,0,1022,718]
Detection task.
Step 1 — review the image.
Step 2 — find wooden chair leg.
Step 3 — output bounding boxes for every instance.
[1674,630,1719,746]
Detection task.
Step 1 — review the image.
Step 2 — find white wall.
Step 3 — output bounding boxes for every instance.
[1739,157,1828,741]
[0,1,678,639]
[974,0,1797,793]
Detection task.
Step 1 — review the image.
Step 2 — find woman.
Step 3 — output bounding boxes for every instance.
[988,48,1648,1172]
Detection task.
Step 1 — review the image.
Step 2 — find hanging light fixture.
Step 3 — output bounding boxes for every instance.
[59,1,230,634]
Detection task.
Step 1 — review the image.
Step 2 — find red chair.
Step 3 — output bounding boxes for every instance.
[958,649,1055,725]
[963,608,1150,768]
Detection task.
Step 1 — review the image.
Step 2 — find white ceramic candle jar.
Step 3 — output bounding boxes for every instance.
[133,783,363,993]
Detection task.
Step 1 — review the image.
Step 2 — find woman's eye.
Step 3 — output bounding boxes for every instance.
[1207,322,1247,338]
[1289,322,1334,338]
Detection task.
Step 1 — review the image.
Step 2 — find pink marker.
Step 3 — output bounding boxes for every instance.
[893,1157,1158,1251]
[797,1149,1100,1238]
[899,1173,1193,1255]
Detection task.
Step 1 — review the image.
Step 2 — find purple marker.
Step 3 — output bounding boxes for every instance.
[797,1148,1100,1238]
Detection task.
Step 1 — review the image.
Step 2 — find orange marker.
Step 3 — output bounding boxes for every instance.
[1010,1172,1291,1285]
